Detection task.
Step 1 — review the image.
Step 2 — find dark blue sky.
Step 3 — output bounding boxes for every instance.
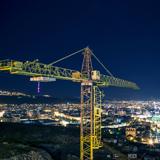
[0,0,160,100]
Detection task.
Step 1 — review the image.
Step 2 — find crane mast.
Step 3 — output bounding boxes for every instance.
[0,47,139,160]
[81,48,94,160]
[80,48,105,160]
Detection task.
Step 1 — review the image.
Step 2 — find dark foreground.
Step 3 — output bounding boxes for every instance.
[0,123,80,160]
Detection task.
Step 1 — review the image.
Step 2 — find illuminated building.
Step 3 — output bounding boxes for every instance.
[126,128,136,140]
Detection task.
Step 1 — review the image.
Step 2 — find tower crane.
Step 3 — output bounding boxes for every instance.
[0,47,139,160]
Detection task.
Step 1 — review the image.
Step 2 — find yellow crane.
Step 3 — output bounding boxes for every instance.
[0,47,139,160]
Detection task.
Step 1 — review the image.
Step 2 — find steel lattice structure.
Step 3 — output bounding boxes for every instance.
[81,82,93,160]
[0,47,139,160]
[93,86,103,150]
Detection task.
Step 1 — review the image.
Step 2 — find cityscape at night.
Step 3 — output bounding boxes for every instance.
[1,0,160,160]
[1,93,160,159]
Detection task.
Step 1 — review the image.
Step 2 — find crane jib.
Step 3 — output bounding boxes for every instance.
[0,59,139,89]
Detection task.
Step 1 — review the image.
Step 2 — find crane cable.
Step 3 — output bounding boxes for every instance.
[48,48,85,66]
[91,51,114,77]
[48,47,114,77]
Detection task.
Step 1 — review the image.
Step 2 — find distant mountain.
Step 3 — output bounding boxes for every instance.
[0,90,28,96]
[0,95,80,104]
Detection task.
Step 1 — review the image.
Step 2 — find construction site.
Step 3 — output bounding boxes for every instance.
[0,47,139,160]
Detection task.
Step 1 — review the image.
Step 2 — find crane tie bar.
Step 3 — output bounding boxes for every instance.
[48,48,85,66]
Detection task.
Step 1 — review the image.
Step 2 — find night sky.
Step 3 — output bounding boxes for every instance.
[0,0,160,100]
